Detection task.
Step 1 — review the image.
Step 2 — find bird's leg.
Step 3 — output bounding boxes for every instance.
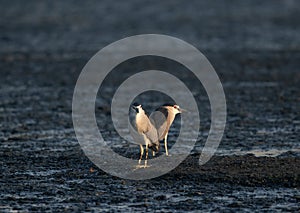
[144,144,149,168]
[138,144,144,165]
[164,133,169,156]
[152,150,155,157]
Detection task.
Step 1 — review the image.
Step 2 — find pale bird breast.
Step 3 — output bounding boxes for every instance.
[136,113,150,133]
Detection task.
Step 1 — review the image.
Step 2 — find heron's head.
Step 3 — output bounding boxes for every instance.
[131,103,144,114]
[172,104,183,114]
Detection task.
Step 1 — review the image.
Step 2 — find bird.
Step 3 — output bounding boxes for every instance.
[150,104,185,156]
[131,104,160,167]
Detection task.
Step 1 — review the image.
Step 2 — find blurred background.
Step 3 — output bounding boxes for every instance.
[1,0,299,52]
[1,0,299,212]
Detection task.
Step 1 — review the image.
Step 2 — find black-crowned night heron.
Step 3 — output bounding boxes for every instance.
[151,104,185,156]
[132,104,160,167]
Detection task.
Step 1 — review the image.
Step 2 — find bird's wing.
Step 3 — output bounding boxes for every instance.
[150,107,168,140]
[143,123,159,146]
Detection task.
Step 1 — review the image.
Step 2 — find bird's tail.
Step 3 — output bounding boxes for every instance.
[149,142,160,152]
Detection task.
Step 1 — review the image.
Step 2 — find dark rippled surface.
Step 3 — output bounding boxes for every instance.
[1,0,299,211]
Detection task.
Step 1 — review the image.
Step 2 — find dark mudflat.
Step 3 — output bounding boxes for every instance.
[1,0,300,212]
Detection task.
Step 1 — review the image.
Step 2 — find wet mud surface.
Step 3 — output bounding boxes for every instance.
[1,0,300,212]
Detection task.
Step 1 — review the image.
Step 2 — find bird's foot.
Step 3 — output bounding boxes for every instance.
[134,164,151,170]
[143,164,150,168]
[134,164,145,169]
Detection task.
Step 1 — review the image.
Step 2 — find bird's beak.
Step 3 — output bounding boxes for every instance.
[131,105,138,112]
[180,108,188,113]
